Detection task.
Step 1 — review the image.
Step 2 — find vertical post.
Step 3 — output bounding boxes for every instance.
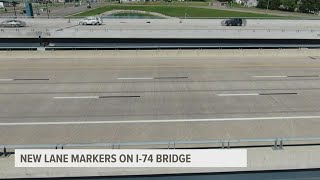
[3,147,7,157]
[45,1,49,19]
[279,140,283,149]
[13,5,17,18]
[273,139,278,149]
[266,0,270,12]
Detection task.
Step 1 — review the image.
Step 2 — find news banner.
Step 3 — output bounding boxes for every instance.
[15,149,247,167]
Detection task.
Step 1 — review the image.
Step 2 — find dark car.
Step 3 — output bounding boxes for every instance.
[222,18,246,26]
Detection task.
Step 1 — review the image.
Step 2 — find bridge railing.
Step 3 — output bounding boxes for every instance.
[1,136,320,157]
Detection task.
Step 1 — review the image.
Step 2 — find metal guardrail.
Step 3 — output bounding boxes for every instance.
[1,136,320,157]
[1,44,320,51]
[1,28,320,31]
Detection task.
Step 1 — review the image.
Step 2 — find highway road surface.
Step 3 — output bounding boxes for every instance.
[1,19,320,39]
[1,54,320,146]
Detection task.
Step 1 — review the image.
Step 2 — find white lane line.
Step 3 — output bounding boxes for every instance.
[252,76,287,78]
[217,94,259,96]
[53,96,99,99]
[117,77,154,80]
[1,116,320,126]
[0,79,13,81]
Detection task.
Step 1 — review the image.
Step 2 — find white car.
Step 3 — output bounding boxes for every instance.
[79,17,103,25]
[0,20,26,28]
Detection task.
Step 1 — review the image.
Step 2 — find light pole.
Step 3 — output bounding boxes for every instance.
[12,1,17,18]
[45,0,49,19]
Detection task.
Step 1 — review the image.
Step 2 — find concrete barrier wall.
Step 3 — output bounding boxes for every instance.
[0,49,319,59]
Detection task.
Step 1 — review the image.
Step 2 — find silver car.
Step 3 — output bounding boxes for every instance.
[79,17,103,25]
[0,20,26,28]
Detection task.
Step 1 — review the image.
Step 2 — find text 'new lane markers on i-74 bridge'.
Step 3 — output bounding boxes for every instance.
[2,116,320,126]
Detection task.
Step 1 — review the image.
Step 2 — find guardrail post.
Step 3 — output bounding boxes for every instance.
[273,139,283,150]
[3,147,7,157]
[273,139,278,150]
[221,141,225,149]
[279,140,283,150]
[227,141,230,149]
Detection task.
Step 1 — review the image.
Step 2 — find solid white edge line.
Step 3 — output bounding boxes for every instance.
[252,76,287,78]
[53,96,99,99]
[2,116,320,126]
[217,94,259,96]
[0,79,13,81]
[117,77,154,80]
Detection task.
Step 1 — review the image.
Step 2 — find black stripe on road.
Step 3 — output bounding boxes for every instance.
[309,56,317,60]
[14,79,50,81]
[154,77,189,79]
[259,93,298,96]
[287,75,319,78]
[98,96,140,98]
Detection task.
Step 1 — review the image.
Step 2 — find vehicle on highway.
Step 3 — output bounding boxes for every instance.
[221,18,246,26]
[79,16,103,25]
[0,20,26,28]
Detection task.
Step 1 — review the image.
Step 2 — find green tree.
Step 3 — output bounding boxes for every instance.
[280,0,298,12]
[269,0,281,10]
[299,0,320,14]
[257,0,268,9]
[257,0,281,10]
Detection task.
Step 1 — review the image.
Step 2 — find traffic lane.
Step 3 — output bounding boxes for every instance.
[14,19,320,30]
[0,67,320,83]
[1,79,320,94]
[0,56,317,71]
[1,118,320,145]
[0,91,320,120]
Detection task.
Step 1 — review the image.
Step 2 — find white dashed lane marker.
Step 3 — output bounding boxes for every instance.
[117,77,188,80]
[217,93,297,96]
[217,94,259,96]
[117,77,153,80]
[253,75,318,78]
[0,78,49,81]
[53,96,140,99]
[53,96,99,99]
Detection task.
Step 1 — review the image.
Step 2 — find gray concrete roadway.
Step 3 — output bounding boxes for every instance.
[0,55,320,146]
[2,19,320,39]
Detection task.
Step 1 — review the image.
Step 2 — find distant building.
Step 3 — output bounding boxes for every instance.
[235,0,257,7]
[0,0,15,7]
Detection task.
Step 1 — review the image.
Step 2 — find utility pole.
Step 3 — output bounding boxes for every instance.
[266,0,270,12]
